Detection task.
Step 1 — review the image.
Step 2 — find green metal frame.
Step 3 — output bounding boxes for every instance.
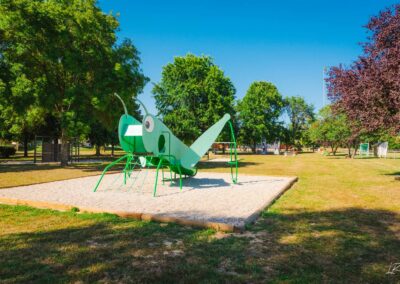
[228,121,238,184]
[93,153,148,192]
[93,153,131,192]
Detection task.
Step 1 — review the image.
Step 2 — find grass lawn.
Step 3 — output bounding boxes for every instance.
[0,153,399,282]
[0,147,126,163]
[0,163,110,188]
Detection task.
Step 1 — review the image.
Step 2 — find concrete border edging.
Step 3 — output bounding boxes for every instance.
[241,177,298,228]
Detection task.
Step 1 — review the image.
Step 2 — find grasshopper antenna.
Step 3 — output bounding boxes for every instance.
[135,97,149,115]
[113,93,128,115]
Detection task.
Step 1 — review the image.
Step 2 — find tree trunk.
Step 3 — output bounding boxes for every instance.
[333,145,339,156]
[111,143,115,157]
[53,138,59,162]
[373,145,378,157]
[95,145,100,156]
[252,142,256,153]
[60,130,69,166]
[347,145,352,157]
[352,143,358,158]
[23,135,28,157]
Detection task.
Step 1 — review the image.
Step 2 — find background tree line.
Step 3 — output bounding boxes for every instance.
[1,0,399,163]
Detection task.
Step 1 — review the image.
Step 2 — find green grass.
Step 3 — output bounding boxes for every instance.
[0,152,399,283]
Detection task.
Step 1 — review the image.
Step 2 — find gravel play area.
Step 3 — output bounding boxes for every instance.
[0,171,297,231]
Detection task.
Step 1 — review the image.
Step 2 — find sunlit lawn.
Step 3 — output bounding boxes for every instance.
[0,152,399,282]
[0,163,111,188]
[0,147,125,188]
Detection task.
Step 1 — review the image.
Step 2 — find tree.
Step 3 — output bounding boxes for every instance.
[0,0,147,165]
[0,82,46,156]
[153,54,236,144]
[308,105,352,155]
[284,96,314,149]
[299,125,319,152]
[276,124,291,152]
[327,4,400,137]
[88,121,110,156]
[237,81,284,152]
[0,55,46,156]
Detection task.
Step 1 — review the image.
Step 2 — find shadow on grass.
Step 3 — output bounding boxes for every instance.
[0,162,126,174]
[0,155,34,161]
[0,206,399,283]
[0,154,125,164]
[384,171,400,176]
[325,153,348,158]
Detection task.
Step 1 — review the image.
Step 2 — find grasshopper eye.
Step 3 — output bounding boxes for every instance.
[144,116,154,132]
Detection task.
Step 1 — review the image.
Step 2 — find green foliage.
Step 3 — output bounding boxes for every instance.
[93,39,148,131]
[70,207,80,213]
[153,54,236,144]
[237,81,284,151]
[284,96,315,148]
[0,0,147,164]
[387,136,400,149]
[308,105,351,155]
[0,145,16,158]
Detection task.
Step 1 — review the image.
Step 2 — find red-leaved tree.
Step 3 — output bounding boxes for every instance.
[327,4,400,138]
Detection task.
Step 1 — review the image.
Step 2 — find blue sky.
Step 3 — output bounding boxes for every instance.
[99,0,398,114]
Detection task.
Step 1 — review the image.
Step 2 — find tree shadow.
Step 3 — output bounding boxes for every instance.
[297,151,318,155]
[0,154,33,161]
[1,207,399,282]
[384,171,400,176]
[0,163,124,174]
[0,153,125,164]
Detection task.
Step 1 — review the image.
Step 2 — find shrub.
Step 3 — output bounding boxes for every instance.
[70,207,80,213]
[0,146,16,158]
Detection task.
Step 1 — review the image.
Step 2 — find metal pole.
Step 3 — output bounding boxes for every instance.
[33,135,37,164]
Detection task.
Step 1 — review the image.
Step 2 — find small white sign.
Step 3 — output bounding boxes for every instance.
[125,125,143,136]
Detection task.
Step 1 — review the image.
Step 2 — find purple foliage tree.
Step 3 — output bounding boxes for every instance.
[326,4,400,137]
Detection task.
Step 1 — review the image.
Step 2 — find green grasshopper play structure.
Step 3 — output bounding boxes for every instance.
[93,93,238,196]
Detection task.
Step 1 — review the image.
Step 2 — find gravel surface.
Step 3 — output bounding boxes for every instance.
[0,171,297,228]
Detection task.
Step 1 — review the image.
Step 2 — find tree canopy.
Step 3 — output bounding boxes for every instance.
[0,0,148,164]
[153,54,236,144]
[237,81,284,152]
